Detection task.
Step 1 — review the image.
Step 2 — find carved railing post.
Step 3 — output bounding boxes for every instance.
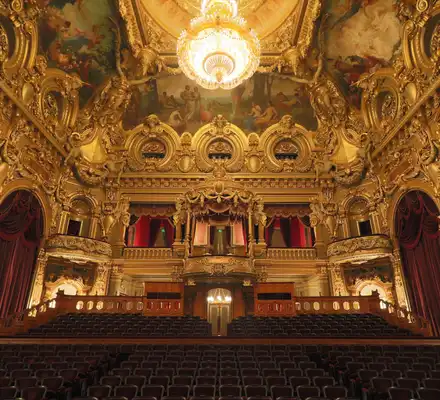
[328,263,349,296]
[28,249,49,307]
[108,264,124,296]
[89,262,111,296]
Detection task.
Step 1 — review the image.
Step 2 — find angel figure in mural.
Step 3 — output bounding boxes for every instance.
[67,17,180,163]
[258,15,346,127]
[82,17,180,126]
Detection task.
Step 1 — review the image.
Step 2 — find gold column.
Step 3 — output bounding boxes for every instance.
[175,223,182,243]
[89,213,99,239]
[59,208,70,234]
[258,223,265,244]
[369,211,382,234]
[328,263,349,296]
[340,212,350,237]
[247,210,254,257]
[28,249,49,306]
[313,224,328,259]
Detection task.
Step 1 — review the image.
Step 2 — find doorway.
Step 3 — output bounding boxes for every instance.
[207,288,232,336]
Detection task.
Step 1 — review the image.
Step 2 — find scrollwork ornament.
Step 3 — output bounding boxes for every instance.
[0,25,8,63]
[416,0,429,13]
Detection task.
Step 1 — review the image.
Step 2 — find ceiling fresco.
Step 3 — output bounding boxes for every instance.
[137,0,300,42]
[33,0,403,135]
[324,0,401,109]
[37,0,120,106]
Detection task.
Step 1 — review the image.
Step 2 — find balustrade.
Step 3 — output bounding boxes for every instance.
[0,293,431,337]
[266,247,316,260]
[124,247,174,259]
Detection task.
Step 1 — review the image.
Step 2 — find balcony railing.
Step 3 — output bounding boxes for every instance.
[327,235,392,263]
[45,234,112,262]
[266,247,316,260]
[124,247,174,260]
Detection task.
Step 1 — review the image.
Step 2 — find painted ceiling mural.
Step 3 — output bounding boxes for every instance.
[35,0,402,132]
[37,0,120,106]
[324,0,401,109]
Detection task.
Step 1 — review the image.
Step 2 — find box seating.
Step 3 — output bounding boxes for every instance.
[1,343,440,400]
[227,314,418,337]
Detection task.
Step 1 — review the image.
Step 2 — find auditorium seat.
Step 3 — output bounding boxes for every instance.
[228,314,417,337]
[1,342,440,400]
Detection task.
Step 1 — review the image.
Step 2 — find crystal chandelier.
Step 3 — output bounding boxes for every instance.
[177,0,260,90]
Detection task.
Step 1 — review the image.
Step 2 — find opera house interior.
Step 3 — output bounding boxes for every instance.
[1,0,440,399]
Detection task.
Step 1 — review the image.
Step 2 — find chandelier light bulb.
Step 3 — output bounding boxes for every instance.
[177,0,260,90]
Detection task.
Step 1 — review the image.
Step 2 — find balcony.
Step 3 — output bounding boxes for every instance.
[124,247,174,260]
[327,235,393,264]
[45,234,112,262]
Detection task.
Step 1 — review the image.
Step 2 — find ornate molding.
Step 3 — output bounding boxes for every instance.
[45,234,112,262]
[184,256,254,278]
[327,235,393,264]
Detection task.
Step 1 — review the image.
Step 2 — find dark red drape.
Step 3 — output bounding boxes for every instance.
[280,218,290,248]
[290,217,302,247]
[164,218,174,247]
[395,191,440,335]
[0,191,42,319]
[133,215,151,247]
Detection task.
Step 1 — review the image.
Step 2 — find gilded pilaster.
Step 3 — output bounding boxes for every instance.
[28,249,49,306]
[328,263,349,296]
[389,248,411,310]
[89,262,111,296]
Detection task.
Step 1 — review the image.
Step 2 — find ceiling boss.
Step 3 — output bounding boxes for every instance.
[177,0,260,90]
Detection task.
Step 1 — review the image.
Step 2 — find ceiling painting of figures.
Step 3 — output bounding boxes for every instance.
[324,0,401,109]
[37,0,119,106]
[123,73,318,135]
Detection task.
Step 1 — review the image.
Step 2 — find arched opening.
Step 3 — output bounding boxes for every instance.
[395,191,440,335]
[67,198,93,238]
[51,283,78,298]
[0,190,43,318]
[348,197,373,237]
[359,283,388,309]
[206,288,232,336]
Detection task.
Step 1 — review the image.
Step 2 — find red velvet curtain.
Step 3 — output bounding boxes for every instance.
[133,215,151,247]
[0,191,42,319]
[395,191,440,335]
[290,217,302,247]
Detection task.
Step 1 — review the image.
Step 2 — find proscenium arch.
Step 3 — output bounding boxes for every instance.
[394,189,440,334]
[0,178,51,240]
[0,188,45,317]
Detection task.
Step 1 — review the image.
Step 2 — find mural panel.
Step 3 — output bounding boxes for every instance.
[324,0,401,108]
[37,0,118,106]
[123,73,318,134]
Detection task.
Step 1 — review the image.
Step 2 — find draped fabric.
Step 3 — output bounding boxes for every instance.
[0,191,42,319]
[290,217,302,247]
[395,191,440,335]
[265,216,313,248]
[133,215,151,247]
[132,216,174,247]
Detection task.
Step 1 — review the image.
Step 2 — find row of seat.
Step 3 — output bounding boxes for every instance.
[19,314,211,337]
[2,341,440,400]
[227,314,416,337]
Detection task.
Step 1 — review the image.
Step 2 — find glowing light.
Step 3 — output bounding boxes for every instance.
[177,0,260,90]
[207,296,215,303]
